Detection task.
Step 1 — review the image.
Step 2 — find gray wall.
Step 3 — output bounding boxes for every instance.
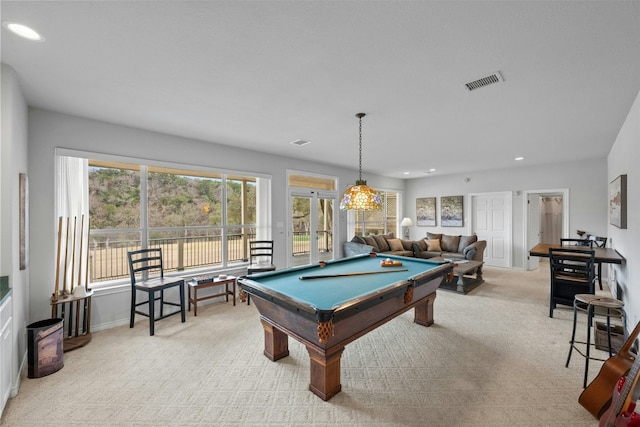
[608,89,640,328]
[404,158,607,269]
[27,108,405,329]
[1,64,29,399]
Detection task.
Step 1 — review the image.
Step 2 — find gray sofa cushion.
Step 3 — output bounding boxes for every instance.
[441,235,460,252]
[372,234,391,252]
[458,235,478,252]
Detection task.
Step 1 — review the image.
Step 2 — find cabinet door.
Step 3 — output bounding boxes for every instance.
[1,296,12,414]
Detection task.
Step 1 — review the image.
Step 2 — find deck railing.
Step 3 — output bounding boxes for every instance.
[89,227,333,282]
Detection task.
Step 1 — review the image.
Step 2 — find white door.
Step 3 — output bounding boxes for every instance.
[472,192,512,268]
[527,194,541,270]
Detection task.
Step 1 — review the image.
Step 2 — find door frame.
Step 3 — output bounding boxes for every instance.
[522,188,569,270]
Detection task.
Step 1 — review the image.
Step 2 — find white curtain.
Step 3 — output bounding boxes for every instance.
[255,177,272,240]
[55,155,89,292]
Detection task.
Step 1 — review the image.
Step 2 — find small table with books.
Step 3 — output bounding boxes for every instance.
[187,274,236,316]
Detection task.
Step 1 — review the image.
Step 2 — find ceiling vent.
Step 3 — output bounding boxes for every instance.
[463,71,503,91]
[290,139,311,146]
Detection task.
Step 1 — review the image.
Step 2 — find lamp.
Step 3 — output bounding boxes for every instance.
[339,113,383,211]
[400,217,413,239]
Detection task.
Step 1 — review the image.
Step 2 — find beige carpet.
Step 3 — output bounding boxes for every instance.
[2,263,612,426]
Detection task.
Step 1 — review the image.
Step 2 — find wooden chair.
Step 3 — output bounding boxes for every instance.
[127,248,186,336]
[587,235,607,290]
[248,240,276,275]
[560,238,589,246]
[245,240,276,305]
[549,247,595,318]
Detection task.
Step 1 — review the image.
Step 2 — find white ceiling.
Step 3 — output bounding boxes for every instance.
[2,1,640,179]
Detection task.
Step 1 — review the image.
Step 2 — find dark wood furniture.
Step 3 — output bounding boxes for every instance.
[587,236,608,290]
[188,275,236,316]
[529,242,623,265]
[238,253,452,401]
[247,240,276,274]
[50,290,93,351]
[430,257,484,294]
[127,248,186,336]
[549,247,595,318]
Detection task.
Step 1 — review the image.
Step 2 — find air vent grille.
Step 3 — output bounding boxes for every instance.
[464,71,503,91]
[290,139,311,146]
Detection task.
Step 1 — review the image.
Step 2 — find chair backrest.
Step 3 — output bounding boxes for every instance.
[560,238,589,246]
[587,235,607,248]
[128,248,164,284]
[249,240,274,266]
[549,247,596,286]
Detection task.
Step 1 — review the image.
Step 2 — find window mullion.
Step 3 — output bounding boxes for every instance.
[140,165,148,248]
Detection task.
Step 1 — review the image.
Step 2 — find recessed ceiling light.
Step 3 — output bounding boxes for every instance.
[2,22,45,42]
[515,157,524,161]
[423,168,436,174]
[290,139,310,146]
[403,172,410,175]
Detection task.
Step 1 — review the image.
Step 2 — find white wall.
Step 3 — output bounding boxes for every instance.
[404,158,608,269]
[1,64,29,401]
[608,89,640,328]
[27,109,405,329]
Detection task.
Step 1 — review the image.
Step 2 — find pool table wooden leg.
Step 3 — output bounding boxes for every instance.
[261,320,289,361]
[413,291,437,327]
[306,346,344,401]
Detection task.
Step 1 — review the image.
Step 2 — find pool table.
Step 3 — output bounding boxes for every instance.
[238,253,452,401]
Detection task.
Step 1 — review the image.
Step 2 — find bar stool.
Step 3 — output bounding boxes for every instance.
[566,294,627,388]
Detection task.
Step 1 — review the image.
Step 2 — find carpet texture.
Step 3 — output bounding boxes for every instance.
[1,263,611,426]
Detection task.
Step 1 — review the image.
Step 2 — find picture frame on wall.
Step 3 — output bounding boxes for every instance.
[440,195,464,227]
[416,197,436,226]
[609,174,627,229]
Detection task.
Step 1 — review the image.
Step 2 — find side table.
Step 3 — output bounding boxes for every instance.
[188,275,236,316]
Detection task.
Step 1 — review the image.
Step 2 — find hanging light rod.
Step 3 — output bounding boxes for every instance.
[339,113,383,211]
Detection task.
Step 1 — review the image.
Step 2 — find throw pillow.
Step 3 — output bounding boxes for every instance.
[362,236,379,252]
[387,238,404,251]
[416,239,428,251]
[458,235,478,252]
[351,236,366,245]
[372,234,390,252]
[426,232,442,241]
[441,235,461,252]
[426,239,442,252]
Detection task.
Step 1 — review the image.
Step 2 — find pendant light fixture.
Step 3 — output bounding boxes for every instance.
[339,113,383,211]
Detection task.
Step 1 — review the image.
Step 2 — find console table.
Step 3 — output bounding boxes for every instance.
[188,275,236,316]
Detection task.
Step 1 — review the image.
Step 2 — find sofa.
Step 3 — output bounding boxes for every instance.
[343,231,486,263]
[346,232,415,257]
[412,232,486,262]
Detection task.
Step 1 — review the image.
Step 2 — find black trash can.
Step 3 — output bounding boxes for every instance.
[27,318,64,378]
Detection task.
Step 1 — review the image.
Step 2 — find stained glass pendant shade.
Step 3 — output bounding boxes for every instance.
[339,113,383,211]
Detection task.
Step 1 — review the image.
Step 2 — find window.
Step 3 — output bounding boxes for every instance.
[352,190,398,236]
[56,153,269,285]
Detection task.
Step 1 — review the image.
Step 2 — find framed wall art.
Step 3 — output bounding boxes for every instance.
[609,174,627,229]
[416,197,436,226]
[440,195,463,227]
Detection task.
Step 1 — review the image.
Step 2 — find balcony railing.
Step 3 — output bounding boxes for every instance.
[89,227,333,282]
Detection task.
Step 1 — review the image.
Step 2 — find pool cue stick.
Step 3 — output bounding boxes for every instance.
[62,217,70,296]
[299,269,408,280]
[53,216,63,302]
[70,216,77,295]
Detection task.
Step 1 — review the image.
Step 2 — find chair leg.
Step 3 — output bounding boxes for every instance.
[159,289,165,318]
[180,282,186,323]
[149,290,155,336]
[597,263,603,290]
[584,305,593,388]
[130,288,136,328]
[566,301,578,367]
